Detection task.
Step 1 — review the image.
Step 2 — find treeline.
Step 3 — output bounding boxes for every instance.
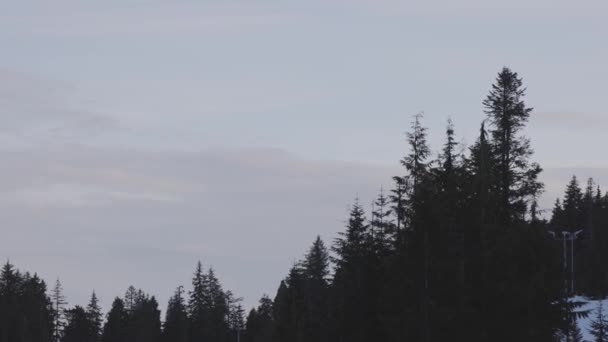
[551,175,608,297]
[1,67,607,341]
[0,262,245,342]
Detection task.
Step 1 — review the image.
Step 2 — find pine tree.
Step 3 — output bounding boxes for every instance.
[402,112,430,189]
[402,113,432,342]
[590,302,608,342]
[227,291,245,342]
[20,272,54,342]
[86,292,103,341]
[483,67,542,225]
[187,262,230,342]
[246,296,275,342]
[51,278,68,342]
[371,189,395,256]
[273,281,290,342]
[303,236,330,284]
[188,261,208,342]
[206,268,230,342]
[162,286,188,342]
[101,298,128,342]
[129,294,161,342]
[390,176,410,234]
[331,201,378,342]
[302,236,330,342]
[0,263,55,342]
[124,286,140,314]
[562,176,584,229]
[62,306,94,342]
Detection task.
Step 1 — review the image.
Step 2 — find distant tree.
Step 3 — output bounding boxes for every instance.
[403,113,432,342]
[162,286,188,342]
[62,306,96,342]
[402,112,430,190]
[20,272,54,342]
[246,296,275,342]
[187,262,230,342]
[129,294,161,342]
[101,298,128,342]
[371,189,395,256]
[51,279,68,342]
[124,286,141,314]
[227,291,245,342]
[560,176,584,229]
[302,236,330,342]
[206,268,230,342]
[1,264,54,342]
[188,262,208,342]
[274,265,306,342]
[331,201,379,342]
[86,292,103,341]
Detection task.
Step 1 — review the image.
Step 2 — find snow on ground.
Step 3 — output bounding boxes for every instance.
[573,295,608,341]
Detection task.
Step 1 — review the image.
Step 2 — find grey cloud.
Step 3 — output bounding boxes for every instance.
[532,111,608,130]
[0,69,118,143]
[0,3,292,39]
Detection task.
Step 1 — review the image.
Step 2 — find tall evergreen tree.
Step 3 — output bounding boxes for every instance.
[371,189,395,256]
[187,262,230,342]
[51,279,68,342]
[483,67,542,225]
[274,265,306,342]
[302,237,330,342]
[86,292,103,341]
[188,261,208,342]
[330,201,379,342]
[129,294,161,342]
[101,298,128,342]
[20,272,54,342]
[402,113,432,342]
[162,286,188,342]
[246,296,275,342]
[227,291,245,342]
[62,306,94,342]
[206,268,230,342]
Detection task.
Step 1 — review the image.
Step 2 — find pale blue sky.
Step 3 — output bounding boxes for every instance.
[1,0,607,311]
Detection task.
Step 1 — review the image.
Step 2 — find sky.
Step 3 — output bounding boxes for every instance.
[1,0,608,312]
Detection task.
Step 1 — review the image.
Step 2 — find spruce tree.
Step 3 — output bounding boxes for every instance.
[188,261,208,342]
[246,296,275,342]
[101,298,128,342]
[371,189,395,256]
[227,291,245,342]
[86,292,103,341]
[51,278,68,342]
[331,201,378,342]
[129,294,161,342]
[302,236,330,342]
[62,306,94,342]
[162,286,188,342]
[402,113,432,342]
[20,272,54,342]
[206,268,230,342]
[483,67,542,225]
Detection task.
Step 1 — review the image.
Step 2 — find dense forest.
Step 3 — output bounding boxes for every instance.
[2,67,608,341]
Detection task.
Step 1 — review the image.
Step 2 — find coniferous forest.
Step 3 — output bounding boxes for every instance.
[2,68,608,341]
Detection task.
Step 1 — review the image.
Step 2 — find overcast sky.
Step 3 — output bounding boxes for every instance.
[1,0,608,312]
